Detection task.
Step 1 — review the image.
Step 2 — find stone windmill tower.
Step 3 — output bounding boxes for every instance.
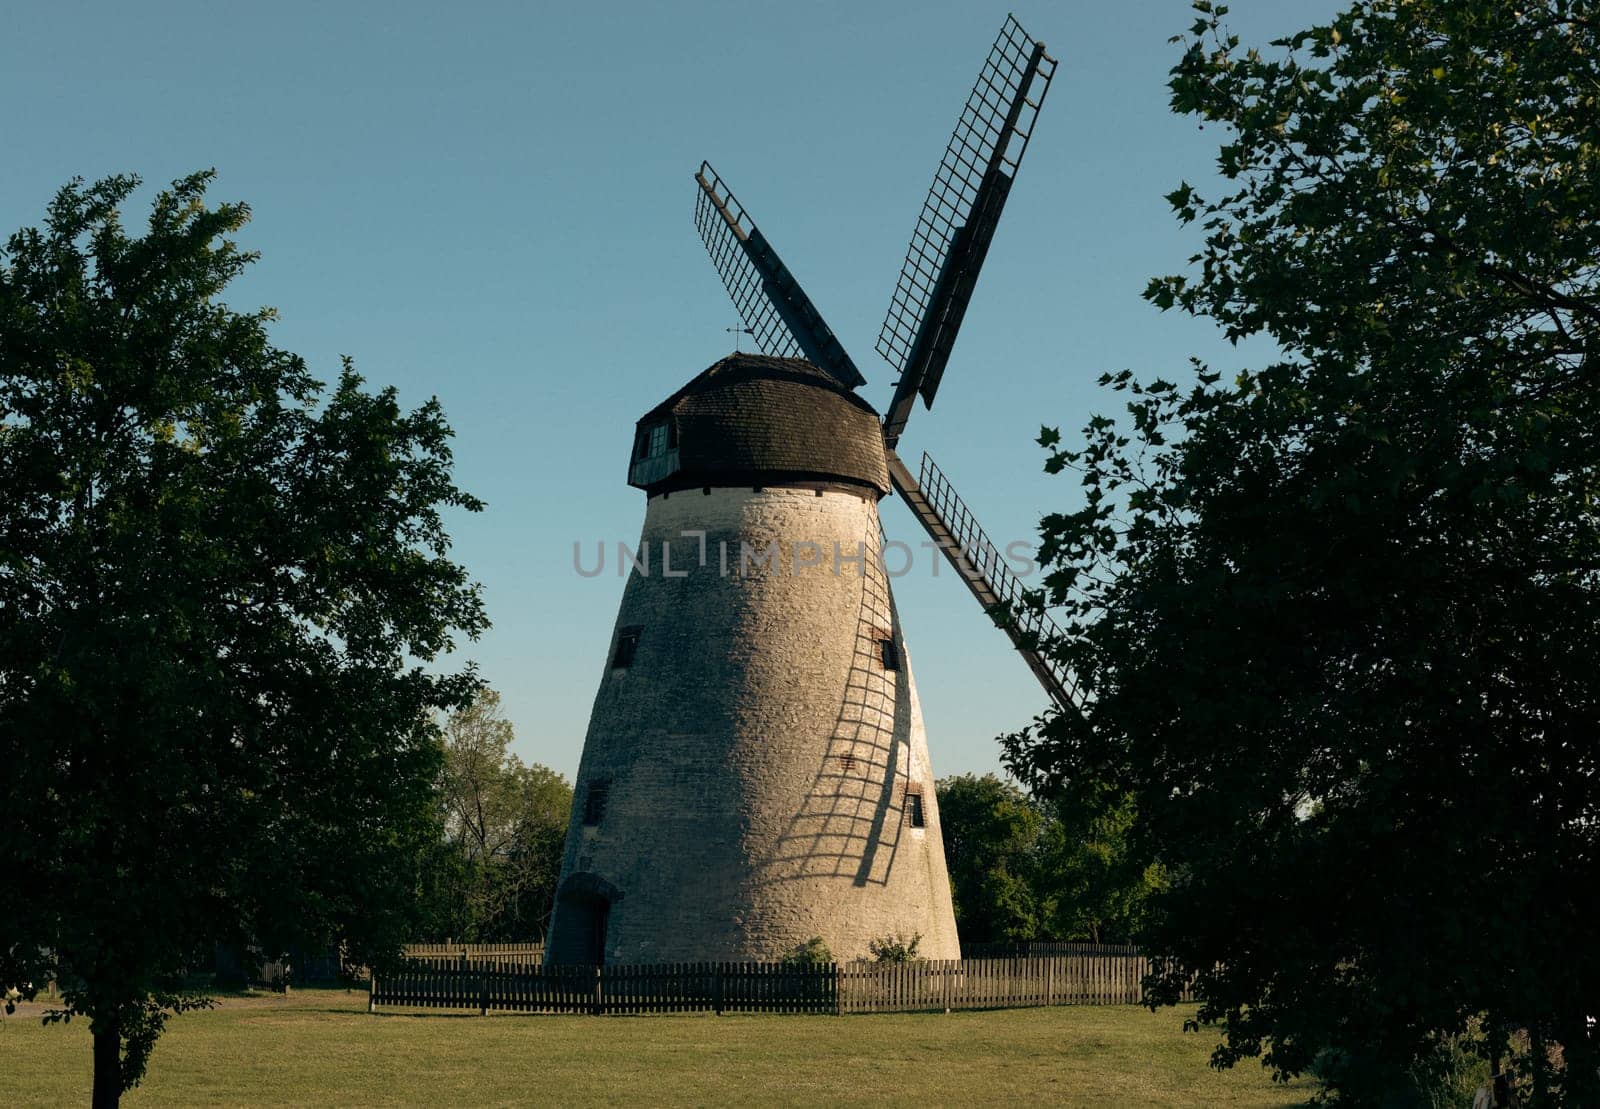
[545,15,1072,966]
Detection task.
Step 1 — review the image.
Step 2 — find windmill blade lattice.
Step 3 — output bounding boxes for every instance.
[694,162,866,388]
[878,14,1056,442]
[695,163,804,362]
[885,448,1079,710]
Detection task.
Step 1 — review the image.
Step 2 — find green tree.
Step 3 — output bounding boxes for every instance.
[431,688,572,942]
[1006,3,1600,1103]
[0,173,487,1106]
[492,761,571,942]
[935,774,1043,944]
[1034,792,1164,946]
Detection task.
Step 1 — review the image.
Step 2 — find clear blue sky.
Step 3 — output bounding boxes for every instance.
[4,1,1337,782]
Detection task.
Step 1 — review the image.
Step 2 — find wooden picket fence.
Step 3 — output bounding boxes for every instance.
[401,942,545,967]
[960,941,1142,959]
[370,960,835,1015]
[369,952,1185,1016]
[838,954,1187,1013]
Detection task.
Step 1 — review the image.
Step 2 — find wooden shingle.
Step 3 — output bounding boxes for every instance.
[630,354,890,496]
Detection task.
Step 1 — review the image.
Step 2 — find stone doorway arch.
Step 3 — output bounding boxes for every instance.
[548,872,623,965]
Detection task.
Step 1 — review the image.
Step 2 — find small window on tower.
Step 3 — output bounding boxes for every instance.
[635,423,671,460]
[583,780,611,826]
[879,638,900,671]
[907,788,926,829]
[612,627,642,669]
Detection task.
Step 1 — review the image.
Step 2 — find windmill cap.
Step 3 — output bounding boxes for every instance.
[628,353,890,496]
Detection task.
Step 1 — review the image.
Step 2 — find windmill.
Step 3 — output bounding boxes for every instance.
[545,15,1067,967]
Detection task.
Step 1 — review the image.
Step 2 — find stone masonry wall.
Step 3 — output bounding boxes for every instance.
[545,486,960,964]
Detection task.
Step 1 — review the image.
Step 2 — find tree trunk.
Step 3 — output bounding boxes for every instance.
[1529,1025,1550,1106]
[91,1015,121,1109]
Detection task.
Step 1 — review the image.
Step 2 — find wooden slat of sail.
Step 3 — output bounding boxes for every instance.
[885,448,1077,709]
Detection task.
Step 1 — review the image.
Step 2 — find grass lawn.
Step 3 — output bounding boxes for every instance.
[3,988,1314,1107]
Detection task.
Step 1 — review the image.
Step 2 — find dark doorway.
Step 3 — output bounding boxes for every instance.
[587,900,610,965]
[558,893,610,965]
[548,872,622,965]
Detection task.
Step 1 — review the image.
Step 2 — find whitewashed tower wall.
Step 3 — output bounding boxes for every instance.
[546,354,960,964]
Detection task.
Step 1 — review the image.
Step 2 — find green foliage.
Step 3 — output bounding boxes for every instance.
[780,936,834,969]
[422,688,573,943]
[1312,1029,1492,1109]
[935,774,1042,943]
[1034,792,1166,946]
[936,774,1157,945]
[867,932,923,965]
[0,173,487,1103]
[1007,2,1600,1103]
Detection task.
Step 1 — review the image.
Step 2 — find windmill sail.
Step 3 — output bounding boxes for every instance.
[885,448,1078,710]
[879,15,1057,445]
[694,162,867,389]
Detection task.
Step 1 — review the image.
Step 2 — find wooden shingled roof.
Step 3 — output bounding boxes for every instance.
[633,353,890,496]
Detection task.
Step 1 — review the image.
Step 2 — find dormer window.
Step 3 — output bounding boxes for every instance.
[636,422,670,459]
[627,418,683,489]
